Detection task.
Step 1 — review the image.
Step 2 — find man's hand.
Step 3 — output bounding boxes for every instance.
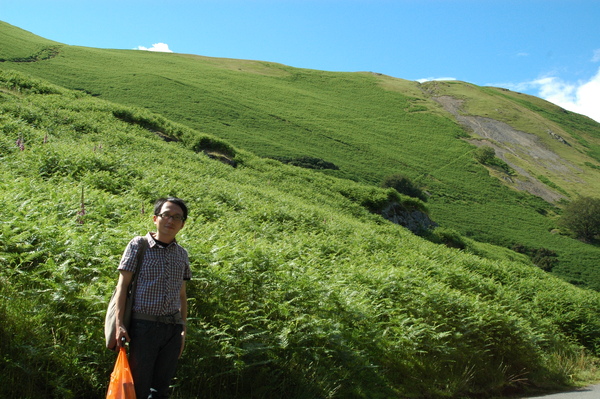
[116,325,130,349]
[179,327,186,358]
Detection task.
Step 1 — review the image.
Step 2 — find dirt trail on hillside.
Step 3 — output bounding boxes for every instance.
[433,96,582,203]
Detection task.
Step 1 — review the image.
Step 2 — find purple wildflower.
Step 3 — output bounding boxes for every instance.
[16,137,25,151]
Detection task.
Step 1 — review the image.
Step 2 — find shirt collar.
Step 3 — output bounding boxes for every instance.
[147,232,177,248]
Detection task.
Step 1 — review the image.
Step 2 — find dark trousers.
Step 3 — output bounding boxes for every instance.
[129,319,183,399]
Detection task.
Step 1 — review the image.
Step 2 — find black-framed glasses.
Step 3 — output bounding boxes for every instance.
[157,213,185,222]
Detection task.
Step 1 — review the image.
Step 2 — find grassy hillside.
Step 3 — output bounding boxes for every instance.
[0,21,60,62]
[1,21,598,291]
[2,69,600,398]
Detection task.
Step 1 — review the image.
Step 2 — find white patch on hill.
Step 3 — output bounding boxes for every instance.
[135,43,173,53]
[416,77,457,83]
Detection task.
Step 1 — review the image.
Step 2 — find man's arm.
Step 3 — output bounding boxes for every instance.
[179,281,187,358]
[115,270,134,347]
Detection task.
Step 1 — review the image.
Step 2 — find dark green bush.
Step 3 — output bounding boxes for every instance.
[559,196,600,242]
[512,244,559,271]
[474,146,496,164]
[381,173,427,202]
[474,146,514,175]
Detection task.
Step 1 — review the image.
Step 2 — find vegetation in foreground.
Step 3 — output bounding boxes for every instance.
[2,71,600,398]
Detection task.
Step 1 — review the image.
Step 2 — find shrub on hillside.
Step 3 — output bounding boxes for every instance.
[474,146,514,175]
[511,244,559,271]
[381,173,427,202]
[474,146,496,164]
[559,196,600,242]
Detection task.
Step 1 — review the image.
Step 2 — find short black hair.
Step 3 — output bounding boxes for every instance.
[154,197,189,221]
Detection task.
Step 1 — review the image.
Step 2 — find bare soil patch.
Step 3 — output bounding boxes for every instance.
[433,96,582,203]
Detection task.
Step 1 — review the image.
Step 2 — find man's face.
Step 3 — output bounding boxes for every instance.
[153,201,185,241]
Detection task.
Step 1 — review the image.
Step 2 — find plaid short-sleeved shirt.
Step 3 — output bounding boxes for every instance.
[118,233,191,316]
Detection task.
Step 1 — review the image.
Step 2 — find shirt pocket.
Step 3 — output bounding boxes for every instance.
[138,255,163,282]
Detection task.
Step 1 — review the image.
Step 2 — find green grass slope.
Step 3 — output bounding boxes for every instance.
[2,69,600,399]
[0,21,60,62]
[1,22,598,290]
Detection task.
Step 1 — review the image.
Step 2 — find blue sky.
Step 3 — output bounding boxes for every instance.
[2,0,599,122]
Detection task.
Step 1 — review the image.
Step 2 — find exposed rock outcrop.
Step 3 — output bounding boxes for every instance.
[380,202,438,234]
[432,95,579,203]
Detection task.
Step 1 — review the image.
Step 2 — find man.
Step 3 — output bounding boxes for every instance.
[114,197,192,399]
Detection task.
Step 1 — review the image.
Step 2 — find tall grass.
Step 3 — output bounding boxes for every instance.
[1,71,600,398]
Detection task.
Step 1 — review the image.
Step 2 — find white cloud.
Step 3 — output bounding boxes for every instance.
[135,43,173,53]
[416,77,457,83]
[531,68,600,123]
[592,49,600,63]
[493,68,600,123]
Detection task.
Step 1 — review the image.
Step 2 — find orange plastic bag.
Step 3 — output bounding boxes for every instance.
[106,347,136,399]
